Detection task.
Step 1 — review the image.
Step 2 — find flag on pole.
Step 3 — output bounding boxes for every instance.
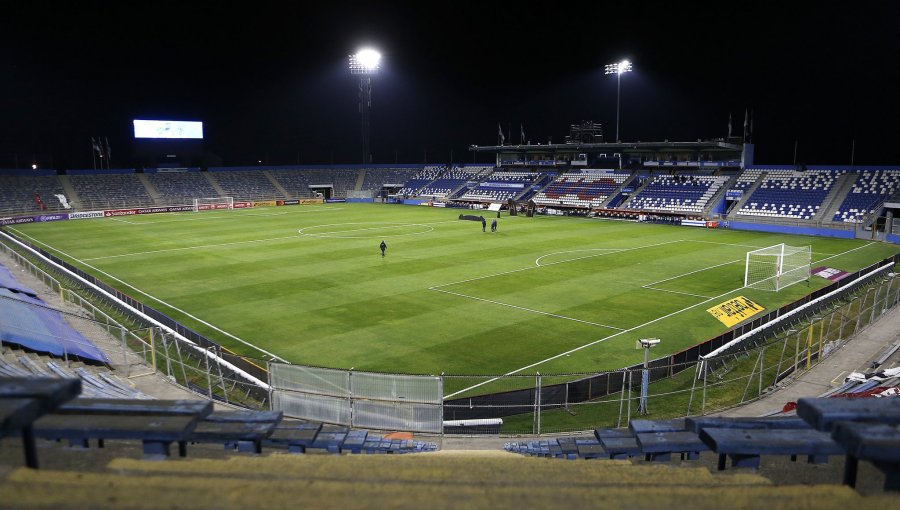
[727,112,732,138]
[520,123,525,145]
[498,123,505,145]
[105,137,111,160]
[91,137,101,154]
[743,108,749,142]
[748,110,754,142]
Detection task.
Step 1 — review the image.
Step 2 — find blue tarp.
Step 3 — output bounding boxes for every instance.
[0,265,110,363]
[0,264,39,296]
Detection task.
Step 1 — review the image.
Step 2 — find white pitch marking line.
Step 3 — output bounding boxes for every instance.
[117,207,343,225]
[641,259,741,288]
[7,228,287,363]
[641,287,714,299]
[534,248,622,267]
[82,235,300,261]
[431,288,626,330]
[443,241,878,399]
[535,239,685,268]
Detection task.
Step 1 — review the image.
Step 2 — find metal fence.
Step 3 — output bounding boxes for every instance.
[2,228,897,435]
[443,271,899,434]
[269,363,443,433]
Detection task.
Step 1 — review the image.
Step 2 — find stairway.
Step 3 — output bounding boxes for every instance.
[263,171,291,199]
[727,171,768,220]
[136,174,162,205]
[354,169,367,192]
[599,171,639,208]
[56,175,82,210]
[202,172,228,198]
[817,173,858,223]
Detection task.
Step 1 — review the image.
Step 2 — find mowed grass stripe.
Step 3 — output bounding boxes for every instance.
[10,203,899,376]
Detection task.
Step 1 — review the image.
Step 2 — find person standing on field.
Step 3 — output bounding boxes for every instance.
[481,216,486,232]
[380,240,387,257]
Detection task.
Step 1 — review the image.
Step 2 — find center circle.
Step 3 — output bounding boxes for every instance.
[298,222,434,239]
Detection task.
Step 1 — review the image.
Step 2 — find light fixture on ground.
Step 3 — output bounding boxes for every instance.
[604,59,633,143]
[349,48,382,164]
[636,337,660,415]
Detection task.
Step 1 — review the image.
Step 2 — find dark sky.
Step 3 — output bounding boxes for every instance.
[2,1,898,168]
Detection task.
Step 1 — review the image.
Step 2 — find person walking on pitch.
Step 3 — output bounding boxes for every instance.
[380,240,387,257]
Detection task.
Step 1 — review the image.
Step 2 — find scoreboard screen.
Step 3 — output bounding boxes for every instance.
[133,120,204,139]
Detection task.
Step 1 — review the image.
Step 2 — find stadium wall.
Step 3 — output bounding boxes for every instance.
[728,221,856,239]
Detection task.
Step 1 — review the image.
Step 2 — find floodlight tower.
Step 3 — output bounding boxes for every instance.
[604,59,633,143]
[349,48,382,164]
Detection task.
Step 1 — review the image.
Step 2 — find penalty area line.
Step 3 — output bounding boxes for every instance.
[443,240,877,399]
[429,287,626,331]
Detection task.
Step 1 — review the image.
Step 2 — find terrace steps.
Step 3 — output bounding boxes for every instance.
[56,175,82,211]
[202,172,228,198]
[355,168,367,191]
[599,172,638,208]
[135,174,162,204]
[819,173,860,223]
[2,453,894,510]
[262,171,291,199]
[727,171,768,220]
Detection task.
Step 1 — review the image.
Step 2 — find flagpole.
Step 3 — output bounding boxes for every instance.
[850,139,856,167]
[91,138,97,170]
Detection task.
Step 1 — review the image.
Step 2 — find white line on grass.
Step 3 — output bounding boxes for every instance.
[535,239,685,268]
[114,207,343,225]
[430,288,626,330]
[443,241,878,399]
[81,235,301,261]
[534,248,622,267]
[641,259,740,288]
[8,228,288,363]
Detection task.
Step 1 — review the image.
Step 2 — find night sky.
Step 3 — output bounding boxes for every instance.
[2,2,898,169]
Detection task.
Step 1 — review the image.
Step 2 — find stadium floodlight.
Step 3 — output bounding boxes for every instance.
[349,47,382,164]
[349,48,381,75]
[605,59,633,143]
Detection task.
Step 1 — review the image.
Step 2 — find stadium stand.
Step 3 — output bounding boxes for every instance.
[737,169,844,220]
[0,264,109,364]
[269,168,359,198]
[395,165,447,196]
[0,174,68,214]
[360,167,421,193]
[832,169,900,223]
[533,169,631,209]
[67,171,153,209]
[145,169,219,205]
[207,170,281,201]
[418,165,493,199]
[627,174,729,213]
[457,171,541,202]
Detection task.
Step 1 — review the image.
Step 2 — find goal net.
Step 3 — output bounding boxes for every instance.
[744,243,811,291]
[192,196,234,212]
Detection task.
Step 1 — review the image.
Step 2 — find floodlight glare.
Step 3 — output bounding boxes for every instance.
[604,58,634,142]
[349,48,382,74]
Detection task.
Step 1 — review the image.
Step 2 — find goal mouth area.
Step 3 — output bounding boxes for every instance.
[744,243,812,292]
[192,197,234,212]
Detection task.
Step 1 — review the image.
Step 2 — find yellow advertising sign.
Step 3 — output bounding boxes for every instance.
[253,200,277,207]
[706,296,765,327]
[299,198,325,205]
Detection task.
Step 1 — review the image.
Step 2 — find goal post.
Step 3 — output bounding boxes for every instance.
[744,243,811,291]
[192,196,234,212]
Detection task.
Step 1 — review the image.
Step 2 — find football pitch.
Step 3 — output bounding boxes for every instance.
[8,203,899,381]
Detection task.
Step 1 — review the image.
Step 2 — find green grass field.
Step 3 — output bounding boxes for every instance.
[8,203,899,388]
